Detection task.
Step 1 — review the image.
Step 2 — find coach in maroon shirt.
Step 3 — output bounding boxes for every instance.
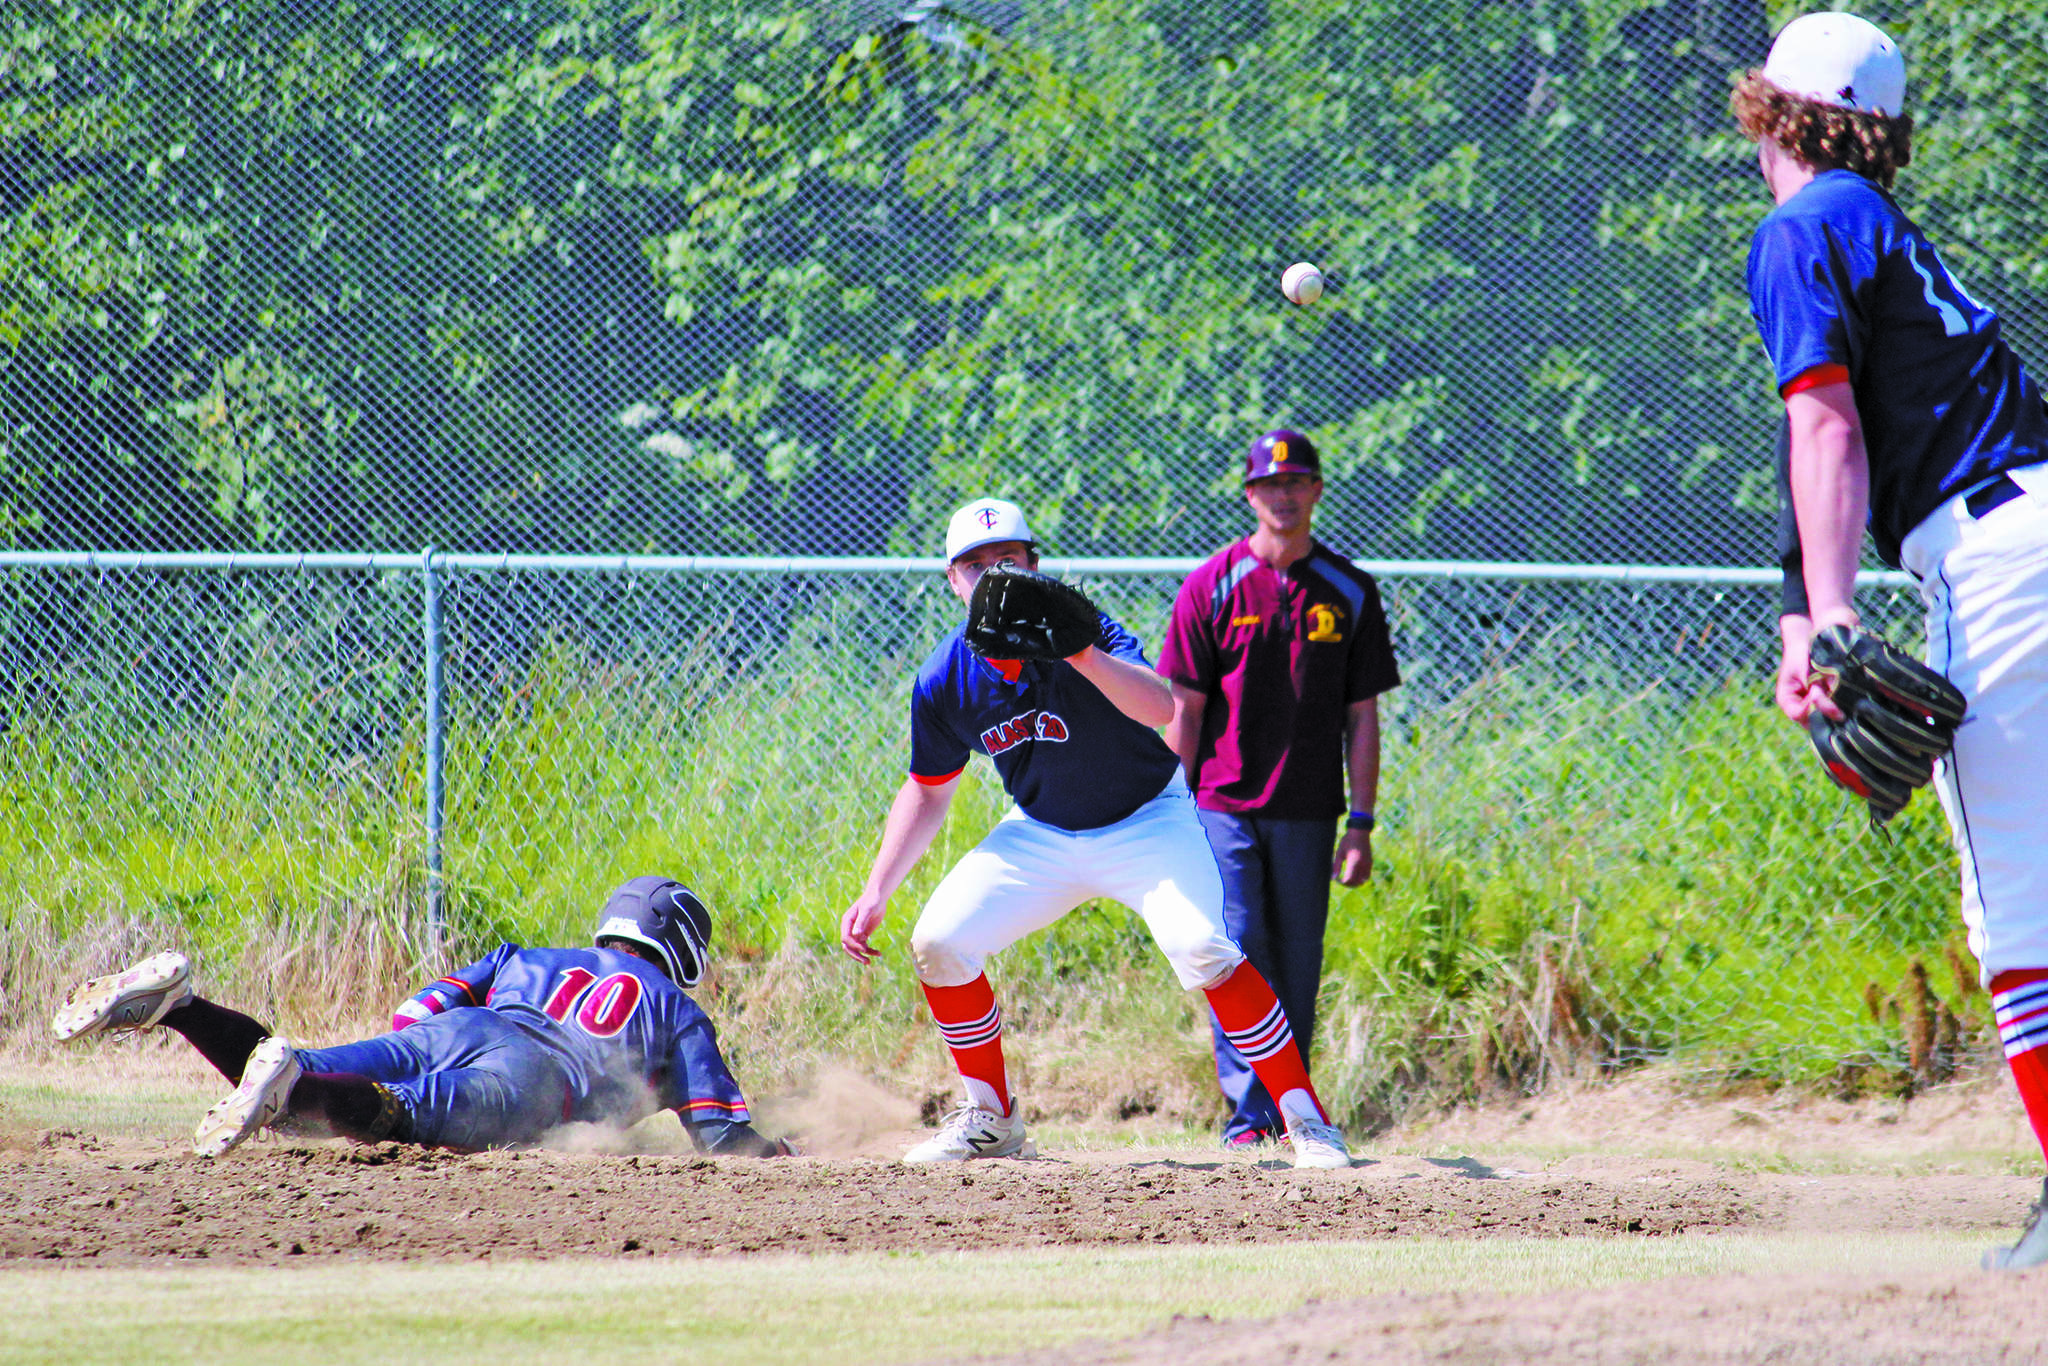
[1159,429,1400,1147]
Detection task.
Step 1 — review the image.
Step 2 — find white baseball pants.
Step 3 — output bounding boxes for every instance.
[910,772,1245,990]
[1902,461,2048,980]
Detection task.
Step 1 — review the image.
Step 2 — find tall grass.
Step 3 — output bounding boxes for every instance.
[1,616,1978,1132]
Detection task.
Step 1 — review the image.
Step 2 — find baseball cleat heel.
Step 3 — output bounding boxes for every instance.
[1983,1179,2048,1271]
[193,1036,301,1158]
[51,952,194,1040]
[1286,1116,1353,1169]
[904,1103,1034,1163]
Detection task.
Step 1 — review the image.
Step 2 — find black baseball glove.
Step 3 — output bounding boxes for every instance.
[1805,623,1966,828]
[964,565,1102,662]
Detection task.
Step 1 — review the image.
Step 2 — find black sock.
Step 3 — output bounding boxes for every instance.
[161,999,270,1083]
[291,1073,406,1142]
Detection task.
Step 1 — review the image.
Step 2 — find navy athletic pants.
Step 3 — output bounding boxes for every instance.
[1199,810,1338,1141]
[298,1008,573,1151]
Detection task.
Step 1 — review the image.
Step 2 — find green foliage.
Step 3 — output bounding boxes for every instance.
[1,624,1977,1111]
[15,0,2045,561]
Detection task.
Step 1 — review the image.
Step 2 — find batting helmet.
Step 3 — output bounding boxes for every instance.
[593,875,712,988]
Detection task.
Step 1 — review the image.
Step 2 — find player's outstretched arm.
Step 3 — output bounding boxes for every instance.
[841,774,961,964]
[1068,647,1174,728]
[1164,682,1208,784]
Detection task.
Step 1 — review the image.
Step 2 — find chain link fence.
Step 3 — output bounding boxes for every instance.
[3,555,1963,1087]
[7,0,2028,1093]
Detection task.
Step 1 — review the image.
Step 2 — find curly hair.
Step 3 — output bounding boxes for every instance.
[1730,72,1913,188]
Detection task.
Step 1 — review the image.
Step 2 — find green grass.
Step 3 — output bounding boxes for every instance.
[1,608,1979,1128]
[0,1233,1998,1366]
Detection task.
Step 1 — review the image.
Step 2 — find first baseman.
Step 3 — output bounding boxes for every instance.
[1736,12,2048,1268]
[838,497,1352,1167]
[52,875,792,1157]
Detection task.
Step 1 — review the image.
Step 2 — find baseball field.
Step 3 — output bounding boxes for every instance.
[4,1043,2045,1365]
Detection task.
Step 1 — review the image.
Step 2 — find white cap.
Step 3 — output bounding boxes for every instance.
[944,498,1036,561]
[1763,12,1905,116]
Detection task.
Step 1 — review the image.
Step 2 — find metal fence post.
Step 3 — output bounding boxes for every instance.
[422,546,447,940]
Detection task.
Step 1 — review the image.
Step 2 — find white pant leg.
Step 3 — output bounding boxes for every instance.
[910,813,1092,987]
[910,776,1244,990]
[1903,469,2048,980]
[1090,778,1245,991]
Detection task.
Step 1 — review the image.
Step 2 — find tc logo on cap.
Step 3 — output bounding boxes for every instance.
[978,508,1000,528]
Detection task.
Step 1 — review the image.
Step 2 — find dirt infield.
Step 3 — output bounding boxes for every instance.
[0,1126,2029,1266]
[7,1058,2047,1362]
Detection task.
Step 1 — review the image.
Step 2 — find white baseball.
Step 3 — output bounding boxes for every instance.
[1281,261,1324,306]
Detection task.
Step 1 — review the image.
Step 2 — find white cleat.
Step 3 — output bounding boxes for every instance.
[1983,1179,2048,1271]
[1286,1116,1353,1170]
[904,1103,1036,1163]
[193,1037,302,1158]
[51,952,194,1040]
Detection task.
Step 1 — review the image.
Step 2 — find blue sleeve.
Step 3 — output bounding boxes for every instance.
[393,943,517,1030]
[665,1003,754,1127]
[1095,613,1151,667]
[908,668,972,781]
[1747,214,1858,389]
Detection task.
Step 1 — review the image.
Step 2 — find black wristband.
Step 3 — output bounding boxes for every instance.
[1346,810,1375,832]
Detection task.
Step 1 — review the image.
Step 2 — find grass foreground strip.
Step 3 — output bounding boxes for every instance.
[0,1232,1991,1366]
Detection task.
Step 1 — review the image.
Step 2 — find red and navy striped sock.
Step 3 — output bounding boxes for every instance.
[1205,959,1326,1124]
[1992,968,2048,1166]
[922,975,1011,1117]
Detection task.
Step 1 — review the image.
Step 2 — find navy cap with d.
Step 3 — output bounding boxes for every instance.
[1245,429,1321,484]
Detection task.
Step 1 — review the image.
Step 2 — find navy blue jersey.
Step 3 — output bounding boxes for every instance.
[394,944,751,1130]
[1747,170,2048,565]
[909,612,1178,831]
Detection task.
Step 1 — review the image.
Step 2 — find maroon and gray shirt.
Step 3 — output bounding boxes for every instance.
[1159,539,1399,819]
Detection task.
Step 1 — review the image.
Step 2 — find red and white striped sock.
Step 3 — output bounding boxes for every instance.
[1204,959,1326,1125]
[1992,968,2048,1166]
[922,975,1011,1118]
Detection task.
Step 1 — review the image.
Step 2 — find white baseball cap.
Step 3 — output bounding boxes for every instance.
[945,498,1036,562]
[1763,12,1905,116]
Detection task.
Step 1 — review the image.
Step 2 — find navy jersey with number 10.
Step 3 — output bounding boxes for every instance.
[1747,169,2048,565]
[395,943,751,1129]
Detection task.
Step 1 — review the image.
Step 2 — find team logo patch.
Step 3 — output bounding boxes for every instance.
[1307,603,1345,642]
[1229,614,1263,628]
[981,709,1071,755]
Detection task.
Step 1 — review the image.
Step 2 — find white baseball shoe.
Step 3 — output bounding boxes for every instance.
[193,1036,302,1158]
[1285,1115,1353,1170]
[904,1102,1035,1163]
[51,952,194,1040]
[1983,1179,2048,1271]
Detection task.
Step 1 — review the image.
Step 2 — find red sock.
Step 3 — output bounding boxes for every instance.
[1992,969,2048,1166]
[922,975,1011,1117]
[1205,959,1326,1124]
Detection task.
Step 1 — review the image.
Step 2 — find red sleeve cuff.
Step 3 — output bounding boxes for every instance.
[910,768,963,787]
[1781,363,1850,397]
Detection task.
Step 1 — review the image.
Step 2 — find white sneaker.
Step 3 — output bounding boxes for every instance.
[193,1037,302,1158]
[904,1103,1035,1163]
[51,952,193,1040]
[1286,1115,1352,1169]
[1984,1179,2048,1271]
